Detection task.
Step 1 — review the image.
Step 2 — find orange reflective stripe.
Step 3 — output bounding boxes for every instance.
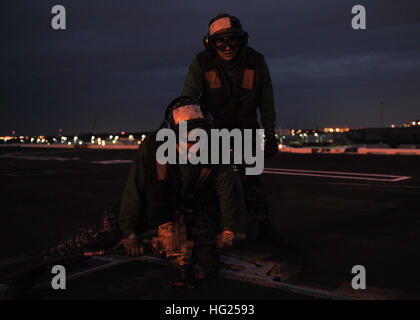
[198,167,212,186]
[172,105,204,125]
[205,70,222,89]
[241,69,255,89]
[209,17,231,36]
[156,161,167,181]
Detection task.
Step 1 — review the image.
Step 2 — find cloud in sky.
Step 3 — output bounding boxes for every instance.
[1,0,420,135]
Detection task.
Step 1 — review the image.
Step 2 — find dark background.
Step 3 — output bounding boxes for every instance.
[1,0,420,135]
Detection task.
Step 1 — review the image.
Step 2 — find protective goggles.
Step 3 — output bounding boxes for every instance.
[212,35,241,51]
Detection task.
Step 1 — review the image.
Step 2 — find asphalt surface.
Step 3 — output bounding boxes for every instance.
[1,146,420,299]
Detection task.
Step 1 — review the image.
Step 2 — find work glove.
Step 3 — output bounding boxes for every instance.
[264,130,279,159]
[121,233,144,256]
[216,229,246,250]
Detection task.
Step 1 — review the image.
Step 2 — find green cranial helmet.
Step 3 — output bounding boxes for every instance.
[208,13,244,37]
[164,96,213,131]
[204,13,248,51]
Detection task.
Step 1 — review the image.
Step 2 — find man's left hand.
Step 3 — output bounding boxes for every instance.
[121,233,144,256]
[216,229,246,250]
[264,133,279,159]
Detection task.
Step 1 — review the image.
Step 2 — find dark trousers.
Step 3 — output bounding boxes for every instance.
[237,164,272,224]
[44,201,123,258]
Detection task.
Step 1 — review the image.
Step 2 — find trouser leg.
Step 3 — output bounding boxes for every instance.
[184,210,219,280]
[237,165,289,246]
[44,201,123,258]
[238,164,272,223]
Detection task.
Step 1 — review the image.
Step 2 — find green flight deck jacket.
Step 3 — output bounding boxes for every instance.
[119,134,239,237]
[181,47,276,135]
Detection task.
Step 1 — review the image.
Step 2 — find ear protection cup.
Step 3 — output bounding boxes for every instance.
[203,36,210,51]
[242,32,249,47]
[162,120,170,129]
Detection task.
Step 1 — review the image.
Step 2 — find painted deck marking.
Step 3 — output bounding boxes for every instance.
[33,255,359,300]
[262,168,411,182]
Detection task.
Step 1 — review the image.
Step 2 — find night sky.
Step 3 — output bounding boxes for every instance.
[1,0,420,136]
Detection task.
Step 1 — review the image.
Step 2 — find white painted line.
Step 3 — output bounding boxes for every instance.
[263,170,409,182]
[3,170,56,177]
[265,167,407,178]
[391,176,412,182]
[0,255,36,268]
[11,254,396,300]
[334,282,400,300]
[263,168,411,182]
[90,160,133,165]
[0,152,79,161]
[32,255,357,300]
[33,255,168,289]
[220,269,356,300]
[332,182,420,189]
[218,255,358,300]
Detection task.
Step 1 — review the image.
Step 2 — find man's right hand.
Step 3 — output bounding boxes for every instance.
[264,132,279,159]
[216,229,246,250]
[121,233,144,256]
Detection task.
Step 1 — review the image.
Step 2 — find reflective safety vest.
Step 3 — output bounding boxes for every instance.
[197,47,264,130]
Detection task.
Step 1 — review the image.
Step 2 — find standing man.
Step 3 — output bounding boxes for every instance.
[181,13,286,246]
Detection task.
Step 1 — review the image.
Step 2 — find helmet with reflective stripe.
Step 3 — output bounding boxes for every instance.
[164,96,213,131]
[204,13,248,51]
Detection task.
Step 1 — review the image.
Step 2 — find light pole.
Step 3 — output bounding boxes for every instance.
[380,101,384,128]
